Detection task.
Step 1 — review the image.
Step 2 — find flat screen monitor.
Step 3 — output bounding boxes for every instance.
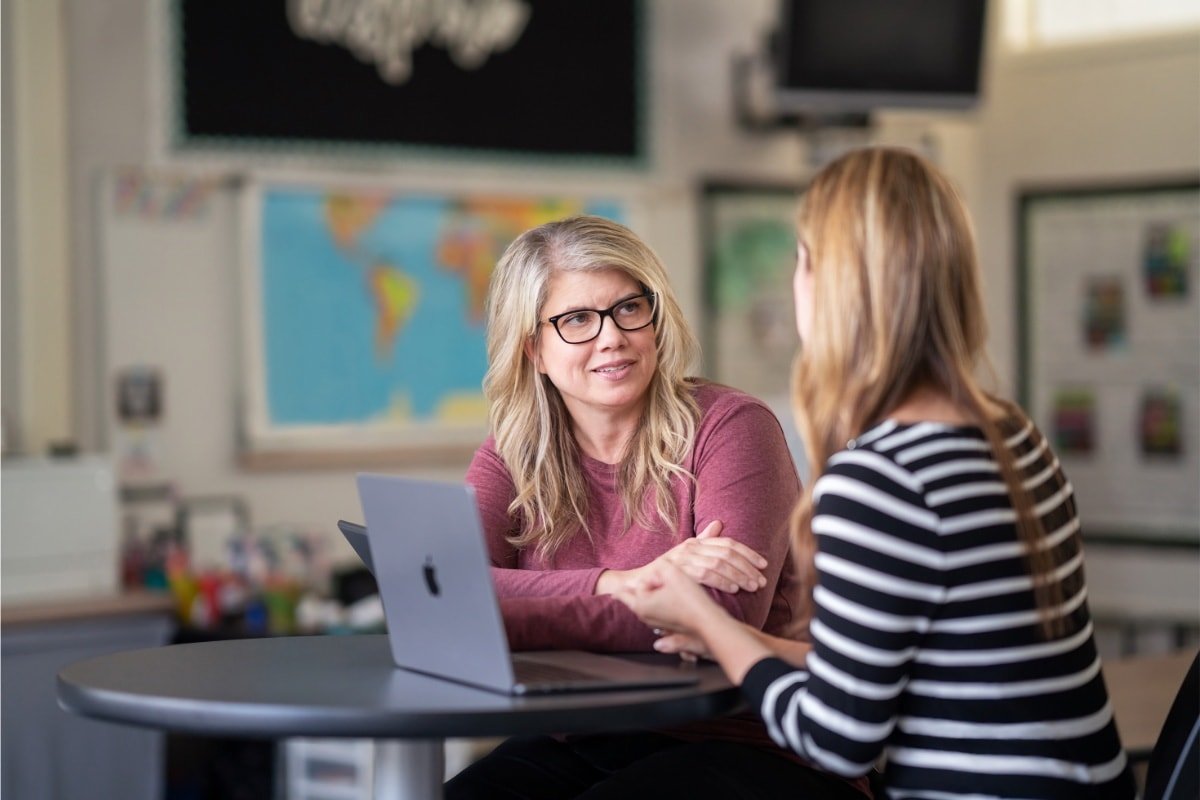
[774,0,987,115]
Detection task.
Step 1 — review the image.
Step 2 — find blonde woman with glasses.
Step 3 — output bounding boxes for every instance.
[446,216,868,799]
[618,148,1137,799]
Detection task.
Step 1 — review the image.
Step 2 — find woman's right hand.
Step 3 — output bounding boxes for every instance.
[652,630,712,662]
[595,520,768,596]
[652,623,811,668]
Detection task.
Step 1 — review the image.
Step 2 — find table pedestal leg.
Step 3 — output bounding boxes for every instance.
[373,740,444,800]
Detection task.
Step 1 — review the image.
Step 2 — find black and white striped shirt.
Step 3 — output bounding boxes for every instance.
[742,417,1136,799]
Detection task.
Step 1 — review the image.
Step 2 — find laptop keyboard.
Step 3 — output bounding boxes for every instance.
[508,656,695,695]
[513,659,601,688]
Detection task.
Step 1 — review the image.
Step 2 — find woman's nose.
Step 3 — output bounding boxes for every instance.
[593,315,628,348]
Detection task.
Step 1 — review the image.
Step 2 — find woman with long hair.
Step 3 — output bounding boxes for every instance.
[618,148,1136,798]
[447,215,867,798]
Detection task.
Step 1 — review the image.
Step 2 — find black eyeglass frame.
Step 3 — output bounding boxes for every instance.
[542,290,658,344]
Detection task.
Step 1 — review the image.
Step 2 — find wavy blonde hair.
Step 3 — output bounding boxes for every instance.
[483,215,701,560]
[791,147,1069,637]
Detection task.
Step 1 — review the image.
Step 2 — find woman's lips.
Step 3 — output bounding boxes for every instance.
[592,361,634,378]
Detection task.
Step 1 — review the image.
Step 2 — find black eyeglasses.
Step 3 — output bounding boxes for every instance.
[542,291,658,344]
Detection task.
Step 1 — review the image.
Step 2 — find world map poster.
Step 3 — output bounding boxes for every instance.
[240,182,626,463]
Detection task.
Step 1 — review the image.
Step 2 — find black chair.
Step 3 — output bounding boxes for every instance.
[1143,651,1199,800]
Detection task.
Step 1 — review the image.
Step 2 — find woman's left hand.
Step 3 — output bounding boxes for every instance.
[595,519,768,596]
[656,519,769,593]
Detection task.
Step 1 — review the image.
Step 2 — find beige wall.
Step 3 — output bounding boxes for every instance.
[3,0,74,455]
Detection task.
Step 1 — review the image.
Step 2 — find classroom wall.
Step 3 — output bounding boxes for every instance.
[4,1,1198,601]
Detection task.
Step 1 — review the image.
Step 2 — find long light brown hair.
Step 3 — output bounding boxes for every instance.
[483,215,701,560]
[791,147,1069,636]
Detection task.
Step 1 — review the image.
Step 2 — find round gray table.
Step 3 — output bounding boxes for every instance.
[57,634,744,799]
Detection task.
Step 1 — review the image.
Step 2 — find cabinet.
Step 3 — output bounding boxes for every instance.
[2,595,174,800]
[1,455,120,603]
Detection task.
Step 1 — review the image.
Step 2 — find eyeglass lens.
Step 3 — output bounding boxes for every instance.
[554,294,655,343]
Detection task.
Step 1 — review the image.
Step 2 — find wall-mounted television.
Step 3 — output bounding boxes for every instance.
[773,0,988,116]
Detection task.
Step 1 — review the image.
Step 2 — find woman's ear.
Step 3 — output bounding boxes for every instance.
[523,336,545,374]
[794,241,815,342]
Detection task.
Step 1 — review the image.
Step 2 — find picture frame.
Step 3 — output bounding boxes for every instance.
[1016,178,1200,546]
[237,173,642,468]
[699,181,804,401]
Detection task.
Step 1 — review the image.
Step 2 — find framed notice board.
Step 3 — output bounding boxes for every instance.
[169,0,646,165]
[1017,179,1200,546]
[700,181,804,400]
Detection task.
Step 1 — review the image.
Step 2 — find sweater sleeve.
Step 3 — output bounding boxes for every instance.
[691,399,801,628]
[738,451,943,777]
[466,440,605,599]
[500,595,658,652]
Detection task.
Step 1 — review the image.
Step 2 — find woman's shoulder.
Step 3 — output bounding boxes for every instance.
[687,381,791,452]
[688,379,775,417]
[467,434,509,475]
[832,411,1035,487]
[853,406,1034,455]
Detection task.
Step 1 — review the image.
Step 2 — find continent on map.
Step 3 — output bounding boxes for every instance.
[436,222,497,323]
[326,193,389,250]
[368,263,419,360]
[437,198,586,323]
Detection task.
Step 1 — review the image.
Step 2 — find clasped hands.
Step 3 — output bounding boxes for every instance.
[596,520,764,662]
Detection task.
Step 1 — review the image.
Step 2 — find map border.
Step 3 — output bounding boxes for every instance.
[237,172,645,468]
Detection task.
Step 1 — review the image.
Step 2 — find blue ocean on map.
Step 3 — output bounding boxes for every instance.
[259,189,623,427]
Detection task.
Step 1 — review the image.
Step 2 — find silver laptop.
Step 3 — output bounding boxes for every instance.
[352,473,699,696]
[337,519,374,573]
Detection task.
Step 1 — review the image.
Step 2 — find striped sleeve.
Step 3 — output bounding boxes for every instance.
[741,448,944,776]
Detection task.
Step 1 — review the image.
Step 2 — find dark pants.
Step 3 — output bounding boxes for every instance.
[444,732,865,800]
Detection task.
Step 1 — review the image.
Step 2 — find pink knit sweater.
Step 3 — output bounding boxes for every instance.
[467,381,802,652]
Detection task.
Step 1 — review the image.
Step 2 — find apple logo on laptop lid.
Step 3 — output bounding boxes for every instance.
[422,555,441,596]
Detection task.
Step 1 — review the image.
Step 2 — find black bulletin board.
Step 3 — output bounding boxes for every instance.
[171,0,646,164]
